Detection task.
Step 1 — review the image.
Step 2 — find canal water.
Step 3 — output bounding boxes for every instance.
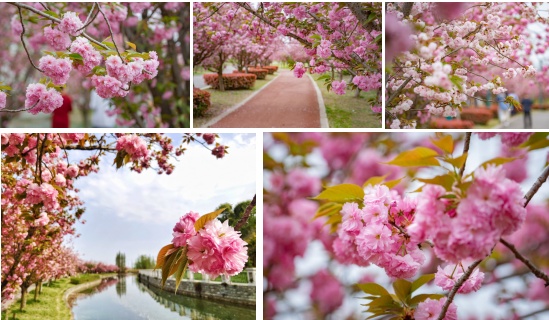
[71,275,255,320]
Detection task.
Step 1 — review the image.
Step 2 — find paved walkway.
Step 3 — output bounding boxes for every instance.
[211,70,321,128]
[494,110,549,129]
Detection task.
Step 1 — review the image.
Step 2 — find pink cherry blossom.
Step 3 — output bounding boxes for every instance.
[91,75,128,99]
[172,211,199,247]
[310,269,344,314]
[293,62,306,78]
[57,11,84,36]
[24,83,63,114]
[331,80,346,95]
[38,56,72,85]
[434,264,484,294]
[115,134,148,160]
[0,91,6,110]
[70,37,102,74]
[43,26,71,50]
[211,145,225,158]
[415,298,457,320]
[187,219,247,278]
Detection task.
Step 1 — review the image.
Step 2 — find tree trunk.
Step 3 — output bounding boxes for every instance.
[355,88,361,98]
[34,283,39,301]
[217,51,225,91]
[20,285,28,310]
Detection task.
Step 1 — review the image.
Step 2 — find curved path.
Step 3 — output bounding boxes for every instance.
[211,70,323,128]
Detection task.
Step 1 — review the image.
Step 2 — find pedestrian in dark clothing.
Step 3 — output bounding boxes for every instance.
[521,98,533,129]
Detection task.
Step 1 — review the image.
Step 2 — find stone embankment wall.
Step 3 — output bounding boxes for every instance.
[137,270,255,306]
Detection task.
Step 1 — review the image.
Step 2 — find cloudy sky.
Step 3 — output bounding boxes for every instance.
[68,133,256,267]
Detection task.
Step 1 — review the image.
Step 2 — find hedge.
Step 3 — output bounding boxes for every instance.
[203,73,257,90]
[430,118,475,129]
[262,66,278,74]
[233,68,268,80]
[193,88,211,117]
[533,104,549,110]
[460,108,493,125]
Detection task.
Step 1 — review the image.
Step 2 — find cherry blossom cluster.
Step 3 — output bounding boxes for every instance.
[115,134,149,160]
[170,211,248,278]
[310,269,344,315]
[408,165,526,263]
[335,185,424,279]
[386,2,547,128]
[264,169,324,290]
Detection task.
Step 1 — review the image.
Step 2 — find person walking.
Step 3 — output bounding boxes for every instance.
[521,97,533,129]
[496,93,511,127]
[52,93,72,128]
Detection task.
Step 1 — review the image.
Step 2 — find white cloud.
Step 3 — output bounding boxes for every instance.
[75,133,256,224]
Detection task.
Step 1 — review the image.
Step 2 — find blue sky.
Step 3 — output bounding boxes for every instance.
[68,133,256,267]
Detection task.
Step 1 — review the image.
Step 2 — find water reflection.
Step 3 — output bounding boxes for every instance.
[71,275,255,320]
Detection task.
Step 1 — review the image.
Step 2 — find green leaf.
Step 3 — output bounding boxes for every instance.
[313,202,343,219]
[478,157,516,169]
[383,177,404,189]
[409,293,445,306]
[43,10,59,18]
[194,208,225,232]
[449,75,464,91]
[357,283,390,296]
[363,175,388,188]
[444,152,468,169]
[173,249,188,293]
[0,85,12,91]
[113,151,126,169]
[385,147,440,167]
[392,279,412,305]
[505,95,522,111]
[154,243,173,269]
[430,135,454,154]
[102,41,116,49]
[161,251,177,287]
[520,132,549,151]
[411,274,435,293]
[68,53,83,61]
[316,74,331,81]
[310,34,322,41]
[313,184,365,203]
[126,41,137,50]
[417,174,455,191]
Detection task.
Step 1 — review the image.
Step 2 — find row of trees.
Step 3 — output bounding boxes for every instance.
[193,2,382,115]
[0,2,190,127]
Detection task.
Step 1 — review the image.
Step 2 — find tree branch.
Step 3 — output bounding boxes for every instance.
[96,3,125,62]
[234,195,256,231]
[386,76,413,105]
[436,259,483,320]
[9,2,110,50]
[523,165,549,207]
[458,132,472,177]
[499,238,549,287]
[17,7,43,73]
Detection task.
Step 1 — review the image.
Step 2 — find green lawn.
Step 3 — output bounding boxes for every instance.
[1,274,101,320]
[191,272,249,284]
[313,76,381,128]
[193,76,275,128]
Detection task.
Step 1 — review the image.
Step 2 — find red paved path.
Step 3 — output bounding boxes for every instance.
[211,70,320,128]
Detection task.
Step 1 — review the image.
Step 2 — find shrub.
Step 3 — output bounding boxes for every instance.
[489,104,499,117]
[234,68,268,80]
[533,104,549,110]
[193,88,211,117]
[262,66,278,74]
[430,118,475,129]
[460,108,493,124]
[203,73,257,90]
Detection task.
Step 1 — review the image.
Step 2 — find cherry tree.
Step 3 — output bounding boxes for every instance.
[194,2,382,115]
[385,2,549,129]
[1,133,227,308]
[264,132,549,319]
[0,2,190,128]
